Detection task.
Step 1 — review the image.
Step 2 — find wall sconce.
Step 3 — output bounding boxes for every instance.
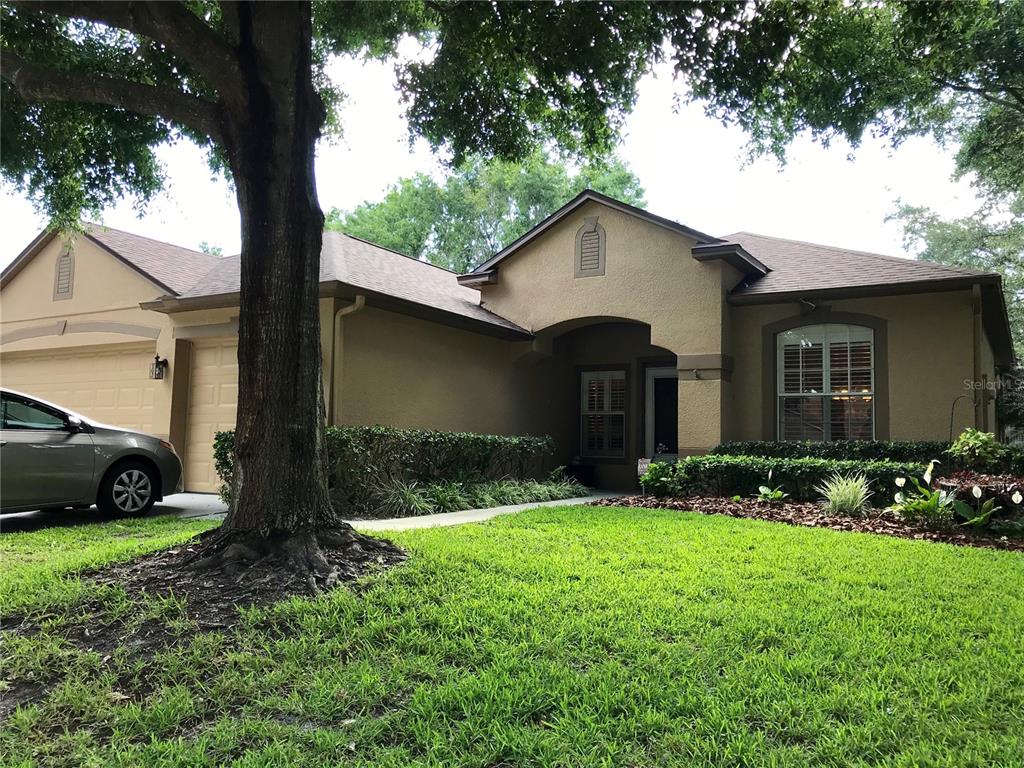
[149,355,168,380]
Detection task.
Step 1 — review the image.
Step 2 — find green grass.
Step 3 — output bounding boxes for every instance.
[2,506,1023,767]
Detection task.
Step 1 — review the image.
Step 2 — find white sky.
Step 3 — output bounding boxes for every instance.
[0,54,980,269]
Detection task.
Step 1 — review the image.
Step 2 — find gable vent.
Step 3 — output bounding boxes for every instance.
[53,249,74,300]
[574,216,606,277]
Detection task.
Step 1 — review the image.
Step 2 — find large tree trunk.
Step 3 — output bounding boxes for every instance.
[186,3,399,582]
[220,1,336,536]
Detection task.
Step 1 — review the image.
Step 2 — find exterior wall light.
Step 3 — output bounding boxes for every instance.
[149,355,168,380]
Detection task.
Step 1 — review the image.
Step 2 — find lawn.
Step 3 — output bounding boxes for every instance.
[2,506,1023,767]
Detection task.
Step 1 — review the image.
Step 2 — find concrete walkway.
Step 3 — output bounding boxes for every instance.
[163,491,620,529]
[351,492,619,531]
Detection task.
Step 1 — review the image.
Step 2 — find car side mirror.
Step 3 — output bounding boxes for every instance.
[65,415,85,433]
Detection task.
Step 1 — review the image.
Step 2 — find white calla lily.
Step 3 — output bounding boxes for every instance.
[895,477,906,488]
[972,485,983,499]
[1012,491,1023,506]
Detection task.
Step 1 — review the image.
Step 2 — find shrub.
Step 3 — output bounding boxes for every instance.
[213,426,556,510]
[816,472,873,516]
[947,428,1008,470]
[640,454,923,504]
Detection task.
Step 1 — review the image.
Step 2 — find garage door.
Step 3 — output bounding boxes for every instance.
[0,342,158,432]
[184,337,238,493]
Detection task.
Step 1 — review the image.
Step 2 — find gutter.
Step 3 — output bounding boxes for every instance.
[328,295,365,425]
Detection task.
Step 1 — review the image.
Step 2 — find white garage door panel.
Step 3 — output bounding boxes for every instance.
[185,337,238,493]
[0,342,158,432]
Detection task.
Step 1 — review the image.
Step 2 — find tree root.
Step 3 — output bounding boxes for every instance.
[185,526,405,594]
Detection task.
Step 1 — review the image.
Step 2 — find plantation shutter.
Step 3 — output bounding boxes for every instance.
[581,370,626,458]
[778,324,874,441]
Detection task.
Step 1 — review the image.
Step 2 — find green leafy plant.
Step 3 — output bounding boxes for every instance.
[372,479,432,518]
[888,462,956,528]
[757,470,789,502]
[424,482,471,515]
[816,472,873,516]
[953,485,1003,528]
[640,461,677,497]
[713,440,951,464]
[947,428,1008,471]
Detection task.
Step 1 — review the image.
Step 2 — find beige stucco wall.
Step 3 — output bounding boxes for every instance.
[338,305,561,438]
[476,199,740,452]
[0,235,177,439]
[728,290,990,442]
[479,200,729,352]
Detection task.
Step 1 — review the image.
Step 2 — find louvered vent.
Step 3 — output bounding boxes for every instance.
[53,250,74,299]
[574,217,606,277]
[579,230,601,271]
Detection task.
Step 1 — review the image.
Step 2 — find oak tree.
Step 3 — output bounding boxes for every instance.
[328,150,645,273]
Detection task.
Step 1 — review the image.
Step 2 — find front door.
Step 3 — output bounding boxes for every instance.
[644,366,678,459]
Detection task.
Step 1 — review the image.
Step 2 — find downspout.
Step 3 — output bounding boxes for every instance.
[972,284,983,430]
[328,295,365,425]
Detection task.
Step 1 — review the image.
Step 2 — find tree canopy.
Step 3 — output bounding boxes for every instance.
[686,0,1024,199]
[326,151,644,273]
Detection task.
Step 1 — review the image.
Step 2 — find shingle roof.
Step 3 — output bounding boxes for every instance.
[84,223,222,295]
[176,232,528,335]
[724,231,995,298]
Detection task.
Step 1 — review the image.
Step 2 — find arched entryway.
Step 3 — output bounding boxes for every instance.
[531,317,678,490]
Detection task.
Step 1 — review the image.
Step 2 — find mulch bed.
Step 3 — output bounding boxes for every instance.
[591,495,1024,552]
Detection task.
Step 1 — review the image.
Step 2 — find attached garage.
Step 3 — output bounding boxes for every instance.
[184,337,238,492]
[0,341,158,433]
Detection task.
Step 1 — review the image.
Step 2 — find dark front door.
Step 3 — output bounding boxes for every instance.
[652,377,678,454]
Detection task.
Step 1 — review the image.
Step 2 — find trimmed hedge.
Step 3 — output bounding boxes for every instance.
[213,425,556,513]
[712,439,1024,475]
[641,454,925,504]
[711,440,950,464]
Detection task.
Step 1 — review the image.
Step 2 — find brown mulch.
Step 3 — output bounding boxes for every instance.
[591,495,1024,552]
[1,529,406,719]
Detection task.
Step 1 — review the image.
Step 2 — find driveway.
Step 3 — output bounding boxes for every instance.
[0,493,227,534]
[1,492,620,534]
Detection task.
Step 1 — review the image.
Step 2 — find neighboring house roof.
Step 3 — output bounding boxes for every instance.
[157,231,531,339]
[725,231,999,300]
[462,189,722,278]
[0,223,222,296]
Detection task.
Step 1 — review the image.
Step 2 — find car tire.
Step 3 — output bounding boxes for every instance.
[98,461,159,517]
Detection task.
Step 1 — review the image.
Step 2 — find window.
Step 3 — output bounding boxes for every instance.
[581,370,626,457]
[574,217,606,277]
[777,324,874,441]
[1,395,67,430]
[53,248,74,300]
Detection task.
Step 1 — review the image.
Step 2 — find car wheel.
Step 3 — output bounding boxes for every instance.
[98,461,158,517]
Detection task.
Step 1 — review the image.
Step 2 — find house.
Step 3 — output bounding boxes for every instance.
[1,191,1014,491]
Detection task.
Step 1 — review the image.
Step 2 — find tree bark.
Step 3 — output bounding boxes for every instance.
[217,2,338,536]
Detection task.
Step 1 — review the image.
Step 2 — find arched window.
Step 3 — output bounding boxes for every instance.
[777,323,874,441]
[574,217,606,277]
[53,248,74,300]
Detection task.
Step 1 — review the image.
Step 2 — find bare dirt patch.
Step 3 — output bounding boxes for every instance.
[593,495,1024,552]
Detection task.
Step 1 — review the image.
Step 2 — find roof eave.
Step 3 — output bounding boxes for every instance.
[692,243,769,277]
[142,280,533,341]
[728,274,1002,305]
[456,270,498,288]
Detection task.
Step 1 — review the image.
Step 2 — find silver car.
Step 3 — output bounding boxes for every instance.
[0,388,183,516]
